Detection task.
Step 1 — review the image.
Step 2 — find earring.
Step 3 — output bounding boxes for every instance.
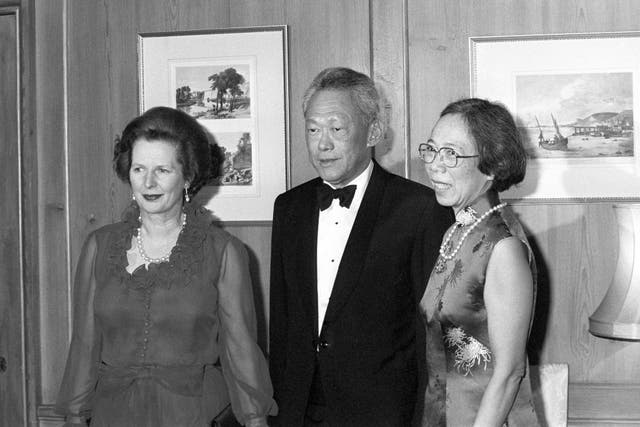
[184,187,190,203]
[132,193,136,201]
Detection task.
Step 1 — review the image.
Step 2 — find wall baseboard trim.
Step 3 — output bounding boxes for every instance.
[570,419,640,425]
[568,383,640,424]
[38,383,640,424]
[36,405,64,421]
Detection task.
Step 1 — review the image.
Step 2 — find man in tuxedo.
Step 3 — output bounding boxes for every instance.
[269,67,452,426]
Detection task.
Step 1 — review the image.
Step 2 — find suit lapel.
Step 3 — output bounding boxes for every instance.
[290,179,322,338]
[322,163,388,328]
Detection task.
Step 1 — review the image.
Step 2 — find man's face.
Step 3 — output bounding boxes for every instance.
[305,89,376,187]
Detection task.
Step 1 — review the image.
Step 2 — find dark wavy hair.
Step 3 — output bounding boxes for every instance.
[440,98,526,192]
[302,67,381,126]
[113,106,222,198]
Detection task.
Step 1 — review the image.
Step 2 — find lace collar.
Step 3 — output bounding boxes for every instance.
[106,203,212,291]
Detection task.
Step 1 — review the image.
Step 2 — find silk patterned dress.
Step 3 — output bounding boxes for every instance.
[420,207,539,426]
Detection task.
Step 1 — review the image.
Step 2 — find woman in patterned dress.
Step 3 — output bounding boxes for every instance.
[418,98,539,426]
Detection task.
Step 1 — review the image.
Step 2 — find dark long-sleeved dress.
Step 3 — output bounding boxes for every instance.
[56,205,277,427]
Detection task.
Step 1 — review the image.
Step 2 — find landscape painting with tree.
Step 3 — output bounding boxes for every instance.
[175,63,251,120]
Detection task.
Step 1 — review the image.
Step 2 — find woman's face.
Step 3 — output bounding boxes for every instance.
[425,113,493,213]
[129,137,187,218]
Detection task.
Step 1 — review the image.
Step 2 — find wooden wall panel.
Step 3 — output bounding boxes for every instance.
[0,8,26,426]
[17,0,40,422]
[32,0,640,425]
[229,0,285,24]
[0,0,40,423]
[135,0,230,33]
[569,383,640,425]
[35,0,68,404]
[66,0,121,267]
[371,0,410,177]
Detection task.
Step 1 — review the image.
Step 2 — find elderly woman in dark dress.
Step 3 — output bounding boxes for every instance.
[56,106,277,427]
[419,98,539,426]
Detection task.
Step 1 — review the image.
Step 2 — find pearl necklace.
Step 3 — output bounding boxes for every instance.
[434,202,507,273]
[136,213,187,264]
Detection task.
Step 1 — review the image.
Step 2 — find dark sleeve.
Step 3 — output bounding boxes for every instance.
[55,232,102,426]
[268,195,288,404]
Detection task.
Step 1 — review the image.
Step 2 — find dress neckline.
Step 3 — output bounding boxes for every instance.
[106,203,212,290]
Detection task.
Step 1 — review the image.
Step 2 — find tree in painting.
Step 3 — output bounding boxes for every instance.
[209,132,252,186]
[208,67,246,114]
[176,86,193,106]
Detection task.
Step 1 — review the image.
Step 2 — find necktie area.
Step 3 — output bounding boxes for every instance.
[316,184,357,211]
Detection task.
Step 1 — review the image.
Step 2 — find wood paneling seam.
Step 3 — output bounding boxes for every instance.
[15,6,28,424]
[401,0,410,178]
[63,0,72,340]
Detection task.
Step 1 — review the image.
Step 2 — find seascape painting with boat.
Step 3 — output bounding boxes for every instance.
[515,72,633,159]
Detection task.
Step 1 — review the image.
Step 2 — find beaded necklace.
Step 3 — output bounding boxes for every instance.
[136,212,187,264]
[434,202,507,274]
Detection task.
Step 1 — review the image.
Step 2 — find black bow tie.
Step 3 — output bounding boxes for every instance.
[317,183,357,211]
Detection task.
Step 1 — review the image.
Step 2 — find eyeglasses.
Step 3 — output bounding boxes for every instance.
[418,143,479,168]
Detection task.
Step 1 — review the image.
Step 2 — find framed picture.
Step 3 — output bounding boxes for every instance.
[138,26,289,221]
[470,32,640,201]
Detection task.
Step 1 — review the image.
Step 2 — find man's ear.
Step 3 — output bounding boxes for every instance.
[367,119,383,148]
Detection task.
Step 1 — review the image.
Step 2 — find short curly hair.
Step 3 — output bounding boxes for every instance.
[113,106,222,197]
[440,98,526,192]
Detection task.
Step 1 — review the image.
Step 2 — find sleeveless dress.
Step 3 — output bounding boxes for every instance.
[420,207,539,426]
[55,205,277,427]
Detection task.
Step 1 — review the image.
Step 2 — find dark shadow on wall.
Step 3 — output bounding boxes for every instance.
[523,227,550,365]
[243,243,268,352]
[191,131,268,351]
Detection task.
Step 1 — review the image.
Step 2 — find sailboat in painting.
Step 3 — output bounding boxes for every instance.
[535,114,568,151]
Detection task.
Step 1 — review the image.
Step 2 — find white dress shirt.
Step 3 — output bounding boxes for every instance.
[316,161,373,334]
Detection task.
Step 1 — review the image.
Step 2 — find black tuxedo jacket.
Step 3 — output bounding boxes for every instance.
[269,162,453,426]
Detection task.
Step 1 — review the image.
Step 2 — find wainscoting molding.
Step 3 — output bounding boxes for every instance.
[569,383,640,426]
